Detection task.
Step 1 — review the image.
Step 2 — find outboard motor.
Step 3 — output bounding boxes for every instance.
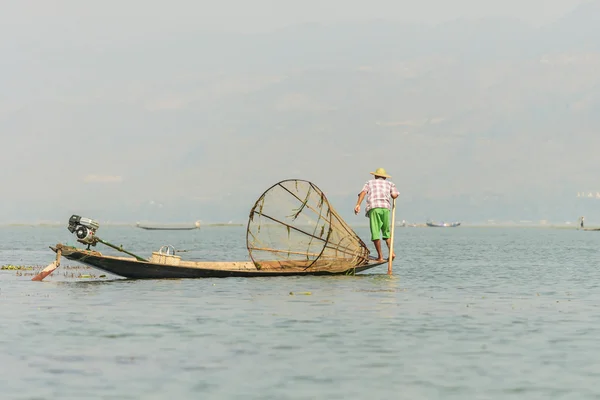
[67,215,100,246]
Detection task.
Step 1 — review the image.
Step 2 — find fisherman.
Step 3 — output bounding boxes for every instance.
[354,167,399,262]
[581,216,585,229]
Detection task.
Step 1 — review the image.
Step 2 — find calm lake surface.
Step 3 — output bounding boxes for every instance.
[1,225,600,399]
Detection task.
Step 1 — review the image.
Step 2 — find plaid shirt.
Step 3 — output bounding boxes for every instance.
[361,179,399,216]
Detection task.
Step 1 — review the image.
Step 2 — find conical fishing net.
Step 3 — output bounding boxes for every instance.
[246,179,371,271]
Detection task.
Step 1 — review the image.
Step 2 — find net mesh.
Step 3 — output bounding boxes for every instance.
[246,179,371,271]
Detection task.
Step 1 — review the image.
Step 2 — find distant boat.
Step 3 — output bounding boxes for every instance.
[577,217,600,231]
[136,221,200,231]
[426,221,461,228]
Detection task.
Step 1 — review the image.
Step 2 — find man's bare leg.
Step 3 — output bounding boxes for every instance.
[373,239,384,261]
[384,238,395,260]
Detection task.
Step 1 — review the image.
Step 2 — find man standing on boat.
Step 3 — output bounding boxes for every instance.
[354,168,399,262]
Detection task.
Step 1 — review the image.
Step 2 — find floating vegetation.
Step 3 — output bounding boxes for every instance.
[289,291,312,296]
[1,264,93,271]
[1,265,34,270]
[2,264,108,280]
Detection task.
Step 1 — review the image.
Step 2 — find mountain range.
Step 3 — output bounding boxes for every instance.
[1,1,599,224]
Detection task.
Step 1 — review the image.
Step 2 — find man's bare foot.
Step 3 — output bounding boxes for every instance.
[375,258,385,262]
[389,252,396,260]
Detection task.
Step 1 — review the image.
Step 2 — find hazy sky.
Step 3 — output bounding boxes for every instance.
[1,0,598,225]
[1,0,589,39]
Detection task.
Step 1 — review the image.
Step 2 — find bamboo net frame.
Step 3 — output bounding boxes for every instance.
[246,179,371,271]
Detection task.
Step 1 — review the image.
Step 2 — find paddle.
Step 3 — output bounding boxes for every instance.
[31,248,62,281]
[388,197,396,275]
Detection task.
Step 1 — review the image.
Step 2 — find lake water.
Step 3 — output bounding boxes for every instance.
[1,225,600,399]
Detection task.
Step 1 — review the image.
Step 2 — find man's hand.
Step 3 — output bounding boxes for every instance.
[355,191,366,215]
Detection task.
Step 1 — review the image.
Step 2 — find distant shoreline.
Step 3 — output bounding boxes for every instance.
[0,223,594,230]
[0,223,245,228]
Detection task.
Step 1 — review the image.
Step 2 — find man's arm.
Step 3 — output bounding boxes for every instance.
[390,183,399,199]
[354,190,367,215]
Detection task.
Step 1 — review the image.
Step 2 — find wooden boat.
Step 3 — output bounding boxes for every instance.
[136,225,198,231]
[48,243,387,279]
[34,180,391,281]
[426,221,461,228]
[136,221,200,231]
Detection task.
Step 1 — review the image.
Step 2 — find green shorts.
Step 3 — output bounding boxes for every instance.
[368,208,390,241]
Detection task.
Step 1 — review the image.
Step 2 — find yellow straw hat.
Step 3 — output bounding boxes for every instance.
[370,168,391,178]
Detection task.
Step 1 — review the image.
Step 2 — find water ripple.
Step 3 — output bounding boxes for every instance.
[2,226,600,399]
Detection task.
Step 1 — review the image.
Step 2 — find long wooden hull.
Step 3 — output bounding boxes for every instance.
[51,245,387,279]
[426,222,461,228]
[137,226,198,231]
